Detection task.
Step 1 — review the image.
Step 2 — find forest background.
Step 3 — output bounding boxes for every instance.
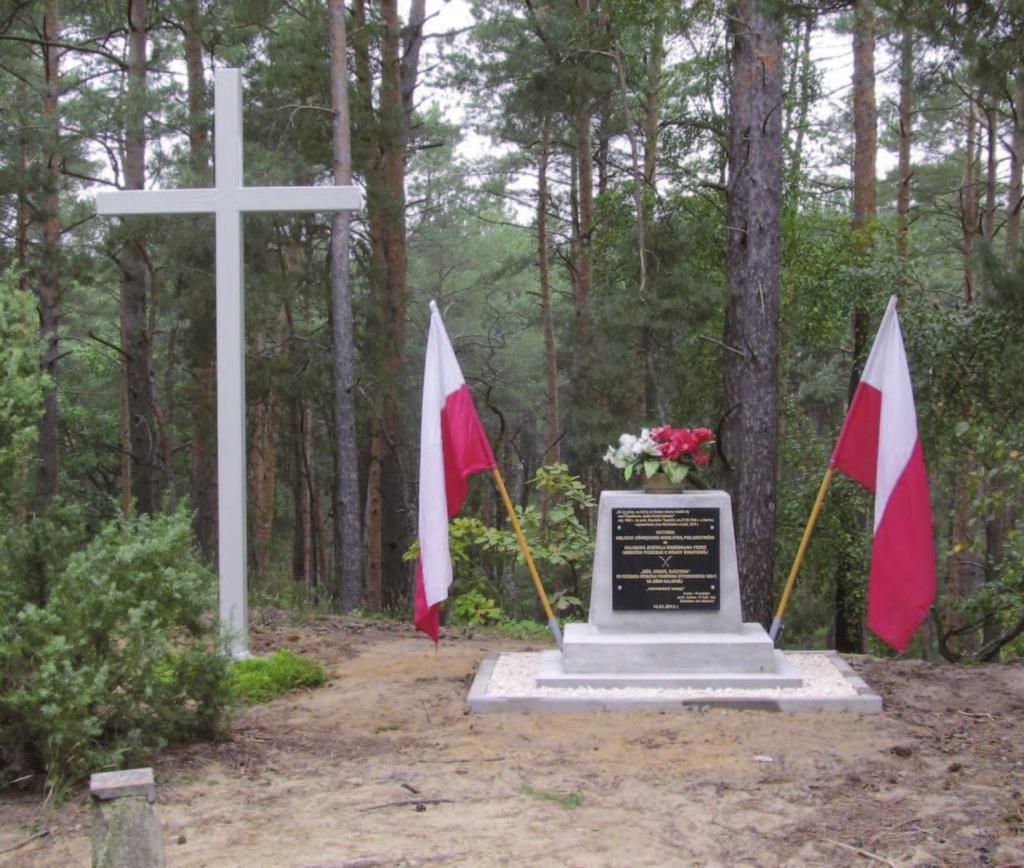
[2,0,1024,786]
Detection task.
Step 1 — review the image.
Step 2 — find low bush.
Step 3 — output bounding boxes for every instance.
[0,507,233,796]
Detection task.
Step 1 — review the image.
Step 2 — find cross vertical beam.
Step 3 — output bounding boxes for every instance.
[213,69,248,655]
[95,68,362,658]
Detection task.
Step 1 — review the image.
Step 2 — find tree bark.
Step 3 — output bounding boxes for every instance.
[723,0,783,627]
[362,0,425,610]
[537,115,560,465]
[962,93,979,305]
[249,308,286,579]
[364,432,384,610]
[249,385,281,579]
[983,98,998,244]
[328,0,364,612]
[353,0,386,609]
[847,0,877,403]
[181,0,217,560]
[896,24,913,260]
[568,1,595,459]
[35,0,61,506]
[293,399,314,592]
[16,82,31,293]
[1007,74,1024,263]
[639,21,664,420]
[119,0,161,515]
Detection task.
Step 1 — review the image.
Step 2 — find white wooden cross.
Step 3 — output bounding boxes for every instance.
[96,68,362,657]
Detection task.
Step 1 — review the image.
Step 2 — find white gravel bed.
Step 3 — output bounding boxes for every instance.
[486,652,859,700]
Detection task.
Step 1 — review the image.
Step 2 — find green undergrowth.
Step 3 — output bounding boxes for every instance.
[495,618,556,639]
[232,649,326,704]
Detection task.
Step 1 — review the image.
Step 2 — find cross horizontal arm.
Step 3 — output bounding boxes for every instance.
[237,186,362,212]
[95,188,219,215]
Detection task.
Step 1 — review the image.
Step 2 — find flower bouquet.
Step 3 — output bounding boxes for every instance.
[603,425,715,487]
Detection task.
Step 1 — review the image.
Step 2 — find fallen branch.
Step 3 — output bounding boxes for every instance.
[823,837,897,867]
[956,710,996,721]
[417,756,505,764]
[0,830,50,856]
[357,798,454,813]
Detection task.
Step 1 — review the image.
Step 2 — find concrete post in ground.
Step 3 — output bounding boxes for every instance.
[90,767,165,868]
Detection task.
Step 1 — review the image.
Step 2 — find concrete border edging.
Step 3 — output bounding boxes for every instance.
[467,650,882,714]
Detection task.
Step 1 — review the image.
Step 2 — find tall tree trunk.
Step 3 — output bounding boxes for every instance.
[1007,75,1024,263]
[35,0,61,505]
[364,433,384,610]
[983,98,998,245]
[293,399,314,592]
[568,0,595,458]
[948,91,984,652]
[847,0,877,397]
[120,0,160,514]
[639,21,664,420]
[328,0,363,612]
[896,24,913,260]
[791,17,813,206]
[833,0,878,653]
[303,400,325,600]
[16,81,31,292]
[182,0,217,560]
[250,386,281,579]
[363,0,425,611]
[962,93,980,304]
[723,0,783,628]
[537,115,560,464]
[249,308,286,579]
[353,0,386,610]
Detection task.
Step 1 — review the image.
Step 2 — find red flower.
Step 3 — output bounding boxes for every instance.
[647,424,714,465]
[651,425,672,442]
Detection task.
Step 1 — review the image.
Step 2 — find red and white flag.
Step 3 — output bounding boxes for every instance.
[415,301,497,642]
[830,296,936,652]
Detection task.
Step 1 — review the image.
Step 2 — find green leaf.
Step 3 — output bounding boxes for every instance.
[664,462,685,484]
[644,459,661,478]
[624,463,634,481]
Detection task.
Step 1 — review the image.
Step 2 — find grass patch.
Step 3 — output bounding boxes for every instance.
[232,649,326,704]
[519,783,583,808]
[495,618,555,640]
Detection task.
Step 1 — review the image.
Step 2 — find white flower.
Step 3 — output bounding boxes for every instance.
[633,429,659,458]
[603,445,627,469]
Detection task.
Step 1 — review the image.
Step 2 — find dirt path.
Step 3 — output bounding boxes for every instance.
[2,614,1023,867]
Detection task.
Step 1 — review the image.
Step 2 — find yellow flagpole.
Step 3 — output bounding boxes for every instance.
[769,467,837,643]
[491,467,562,648]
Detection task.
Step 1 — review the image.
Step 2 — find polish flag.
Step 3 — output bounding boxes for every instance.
[415,301,497,642]
[830,296,936,652]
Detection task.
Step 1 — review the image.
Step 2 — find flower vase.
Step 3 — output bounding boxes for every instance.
[643,472,684,495]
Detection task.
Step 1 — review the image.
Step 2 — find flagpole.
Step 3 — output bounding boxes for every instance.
[490,468,563,649]
[769,467,836,643]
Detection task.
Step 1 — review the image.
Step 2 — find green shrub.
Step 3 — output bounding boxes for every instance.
[232,650,326,704]
[0,269,49,514]
[0,507,233,796]
[451,589,503,625]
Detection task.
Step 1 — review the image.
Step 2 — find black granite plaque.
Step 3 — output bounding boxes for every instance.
[611,507,720,611]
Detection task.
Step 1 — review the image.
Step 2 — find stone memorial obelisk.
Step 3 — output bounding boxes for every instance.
[96,69,362,657]
[537,488,802,688]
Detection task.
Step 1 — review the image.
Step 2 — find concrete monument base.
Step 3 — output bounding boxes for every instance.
[466,489,882,713]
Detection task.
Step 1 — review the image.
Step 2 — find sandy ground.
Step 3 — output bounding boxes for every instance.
[2,612,1023,867]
